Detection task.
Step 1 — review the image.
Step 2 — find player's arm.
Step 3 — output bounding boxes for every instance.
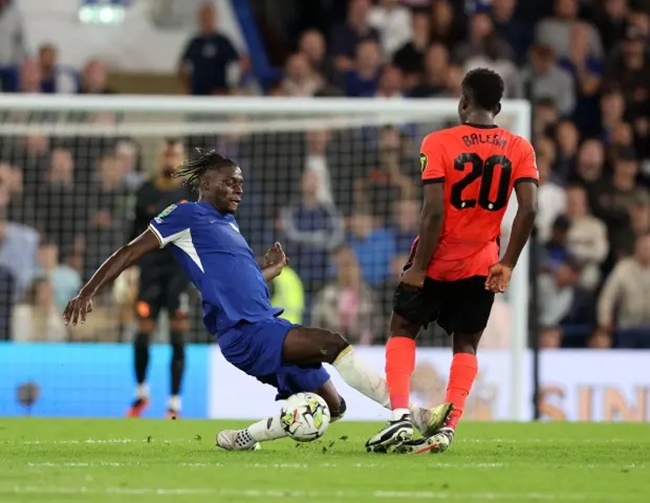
[486,142,539,293]
[63,230,160,326]
[261,242,289,283]
[411,182,445,273]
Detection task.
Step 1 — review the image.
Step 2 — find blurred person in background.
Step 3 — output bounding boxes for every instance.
[538,257,583,333]
[298,29,341,92]
[374,65,404,98]
[330,0,379,73]
[78,59,114,94]
[13,277,68,342]
[524,44,575,116]
[597,233,650,348]
[270,265,305,325]
[564,185,609,290]
[593,0,630,54]
[277,169,344,296]
[36,239,81,312]
[542,215,571,270]
[311,246,380,346]
[553,119,580,181]
[490,0,531,64]
[393,198,419,254]
[0,263,14,341]
[0,0,27,67]
[429,0,465,49]
[568,139,605,198]
[14,58,41,94]
[536,137,566,242]
[347,208,395,287]
[115,140,144,192]
[369,0,412,59]
[344,39,383,97]
[38,43,78,94]
[127,139,193,419]
[453,12,514,63]
[599,88,626,147]
[393,10,430,88]
[0,161,37,227]
[410,43,449,97]
[178,2,244,96]
[0,207,38,300]
[378,253,409,329]
[532,98,559,142]
[609,191,650,261]
[535,0,603,60]
[280,52,324,97]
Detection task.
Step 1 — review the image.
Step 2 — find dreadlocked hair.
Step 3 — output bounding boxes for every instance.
[172,148,237,191]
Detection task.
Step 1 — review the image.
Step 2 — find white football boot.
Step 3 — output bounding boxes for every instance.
[216,429,260,451]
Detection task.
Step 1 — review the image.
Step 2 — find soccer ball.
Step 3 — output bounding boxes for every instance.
[280,392,331,442]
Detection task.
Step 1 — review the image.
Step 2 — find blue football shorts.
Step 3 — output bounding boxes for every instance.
[217,317,330,400]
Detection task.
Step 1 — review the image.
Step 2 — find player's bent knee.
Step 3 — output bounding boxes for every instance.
[323,331,349,364]
[388,312,420,339]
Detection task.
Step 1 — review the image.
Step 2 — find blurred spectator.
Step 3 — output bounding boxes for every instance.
[535,0,603,59]
[312,246,380,345]
[83,153,130,280]
[597,233,650,347]
[16,58,41,93]
[270,265,305,325]
[330,0,380,73]
[429,0,465,49]
[393,10,429,88]
[524,44,575,116]
[568,139,605,195]
[38,43,78,94]
[532,98,559,142]
[0,207,38,299]
[453,12,514,63]
[0,263,14,340]
[374,65,404,98]
[554,119,579,181]
[177,2,243,95]
[609,191,650,261]
[593,0,630,54]
[0,0,27,66]
[378,252,408,322]
[442,63,464,97]
[538,256,583,328]
[603,26,650,108]
[348,209,395,286]
[539,326,563,349]
[278,170,344,293]
[298,29,341,91]
[559,22,603,135]
[543,215,570,269]
[491,0,531,64]
[0,161,37,227]
[12,277,68,342]
[78,59,114,94]
[35,147,81,251]
[536,137,566,242]
[114,140,143,191]
[564,185,609,289]
[463,32,523,98]
[411,43,449,97]
[369,0,412,58]
[36,239,81,312]
[344,39,382,97]
[304,129,334,204]
[280,53,323,97]
[393,199,419,253]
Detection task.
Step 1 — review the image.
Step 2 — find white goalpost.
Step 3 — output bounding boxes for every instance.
[0,95,531,420]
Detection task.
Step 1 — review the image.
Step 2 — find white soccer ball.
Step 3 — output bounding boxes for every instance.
[280,392,331,442]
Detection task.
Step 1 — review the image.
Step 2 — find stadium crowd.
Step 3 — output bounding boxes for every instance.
[0,0,649,349]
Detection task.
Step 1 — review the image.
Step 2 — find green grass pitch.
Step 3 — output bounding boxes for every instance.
[1,419,649,502]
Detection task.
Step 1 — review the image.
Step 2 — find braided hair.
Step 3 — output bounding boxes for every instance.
[172,148,237,191]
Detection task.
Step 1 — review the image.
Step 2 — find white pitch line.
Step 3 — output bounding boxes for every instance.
[26,461,507,469]
[7,486,622,501]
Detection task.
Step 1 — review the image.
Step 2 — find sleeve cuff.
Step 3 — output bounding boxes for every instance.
[422,177,445,185]
[514,177,539,186]
[147,224,165,248]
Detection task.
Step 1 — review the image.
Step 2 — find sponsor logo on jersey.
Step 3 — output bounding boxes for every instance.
[154,204,177,223]
[420,152,428,173]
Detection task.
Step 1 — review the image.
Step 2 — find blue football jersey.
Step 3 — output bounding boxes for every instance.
[148,201,283,333]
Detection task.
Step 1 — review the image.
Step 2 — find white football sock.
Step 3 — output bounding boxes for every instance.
[246,413,288,443]
[168,395,181,412]
[391,408,410,421]
[332,346,391,408]
[136,383,149,399]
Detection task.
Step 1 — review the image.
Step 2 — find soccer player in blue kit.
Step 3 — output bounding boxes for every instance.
[64,150,450,450]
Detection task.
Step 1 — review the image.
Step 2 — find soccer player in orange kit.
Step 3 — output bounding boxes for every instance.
[366,68,539,454]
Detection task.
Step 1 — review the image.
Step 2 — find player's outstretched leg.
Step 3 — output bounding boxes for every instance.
[395,330,481,454]
[127,317,155,417]
[167,316,188,419]
[216,381,345,451]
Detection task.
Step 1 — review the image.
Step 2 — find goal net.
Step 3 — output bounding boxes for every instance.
[0,95,531,420]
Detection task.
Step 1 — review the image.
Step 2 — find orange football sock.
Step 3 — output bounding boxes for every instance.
[385,337,416,410]
[444,352,478,430]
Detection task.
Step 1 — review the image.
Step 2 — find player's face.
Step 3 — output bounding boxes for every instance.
[206,166,243,214]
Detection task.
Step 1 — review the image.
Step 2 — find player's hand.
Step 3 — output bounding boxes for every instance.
[400,266,427,289]
[485,262,513,293]
[264,242,288,268]
[63,294,94,326]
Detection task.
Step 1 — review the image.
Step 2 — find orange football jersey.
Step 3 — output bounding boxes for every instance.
[417,124,539,281]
